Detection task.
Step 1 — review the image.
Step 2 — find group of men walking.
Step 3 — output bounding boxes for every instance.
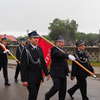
[0,31,94,100]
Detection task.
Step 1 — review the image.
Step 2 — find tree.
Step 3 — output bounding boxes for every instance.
[75,32,100,46]
[48,18,78,44]
[75,32,86,40]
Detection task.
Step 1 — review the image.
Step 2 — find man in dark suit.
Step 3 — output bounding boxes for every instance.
[45,36,75,100]
[0,37,10,86]
[14,38,26,83]
[67,40,94,100]
[21,31,50,100]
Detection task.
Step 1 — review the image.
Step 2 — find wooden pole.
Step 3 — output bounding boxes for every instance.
[74,60,96,78]
[0,43,19,63]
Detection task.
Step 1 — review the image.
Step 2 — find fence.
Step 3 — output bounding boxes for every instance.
[8,45,100,62]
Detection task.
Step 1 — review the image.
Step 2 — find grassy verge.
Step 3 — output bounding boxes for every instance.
[90,61,100,67]
[8,55,15,59]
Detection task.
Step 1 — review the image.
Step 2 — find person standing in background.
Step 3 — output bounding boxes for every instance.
[0,37,10,86]
[14,38,26,83]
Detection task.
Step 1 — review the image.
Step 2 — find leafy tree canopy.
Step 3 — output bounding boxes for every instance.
[48,18,78,43]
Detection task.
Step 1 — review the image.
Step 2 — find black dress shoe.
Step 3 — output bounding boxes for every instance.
[45,94,49,100]
[83,97,89,100]
[68,90,74,100]
[5,83,11,86]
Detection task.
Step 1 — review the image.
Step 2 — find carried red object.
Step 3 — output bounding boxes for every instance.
[38,37,53,66]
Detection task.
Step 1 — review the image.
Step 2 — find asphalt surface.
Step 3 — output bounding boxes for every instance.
[0,67,100,100]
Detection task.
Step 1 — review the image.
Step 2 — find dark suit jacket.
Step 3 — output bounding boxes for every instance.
[21,44,49,84]
[0,45,8,69]
[16,44,24,61]
[50,47,69,78]
[71,50,94,79]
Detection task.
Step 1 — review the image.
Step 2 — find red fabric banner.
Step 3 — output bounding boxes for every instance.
[38,38,53,67]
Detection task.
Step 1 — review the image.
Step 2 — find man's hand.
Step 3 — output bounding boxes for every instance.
[3,49,9,54]
[68,55,76,61]
[22,82,29,87]
[16,60,20,64]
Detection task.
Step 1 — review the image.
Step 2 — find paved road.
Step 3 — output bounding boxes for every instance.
[0,67,100,100]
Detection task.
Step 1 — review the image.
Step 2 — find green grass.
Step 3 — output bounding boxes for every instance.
[8,55,15,59]
[90,61,100,67]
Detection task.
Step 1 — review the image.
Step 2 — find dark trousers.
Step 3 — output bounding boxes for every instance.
[14,64,21,80]
[2,65,9,84]
[27,81,41,100]
[45,78,67,100]
[68,77,88,100]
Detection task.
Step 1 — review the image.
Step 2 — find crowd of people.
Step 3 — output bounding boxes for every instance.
[0,31,95,100]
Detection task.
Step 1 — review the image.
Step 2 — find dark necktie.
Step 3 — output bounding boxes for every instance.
[33,48,39,61]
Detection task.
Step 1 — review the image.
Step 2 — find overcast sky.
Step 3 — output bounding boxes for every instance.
[0,0,100,37]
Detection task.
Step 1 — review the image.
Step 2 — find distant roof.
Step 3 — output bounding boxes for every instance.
[0,34,17,41]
